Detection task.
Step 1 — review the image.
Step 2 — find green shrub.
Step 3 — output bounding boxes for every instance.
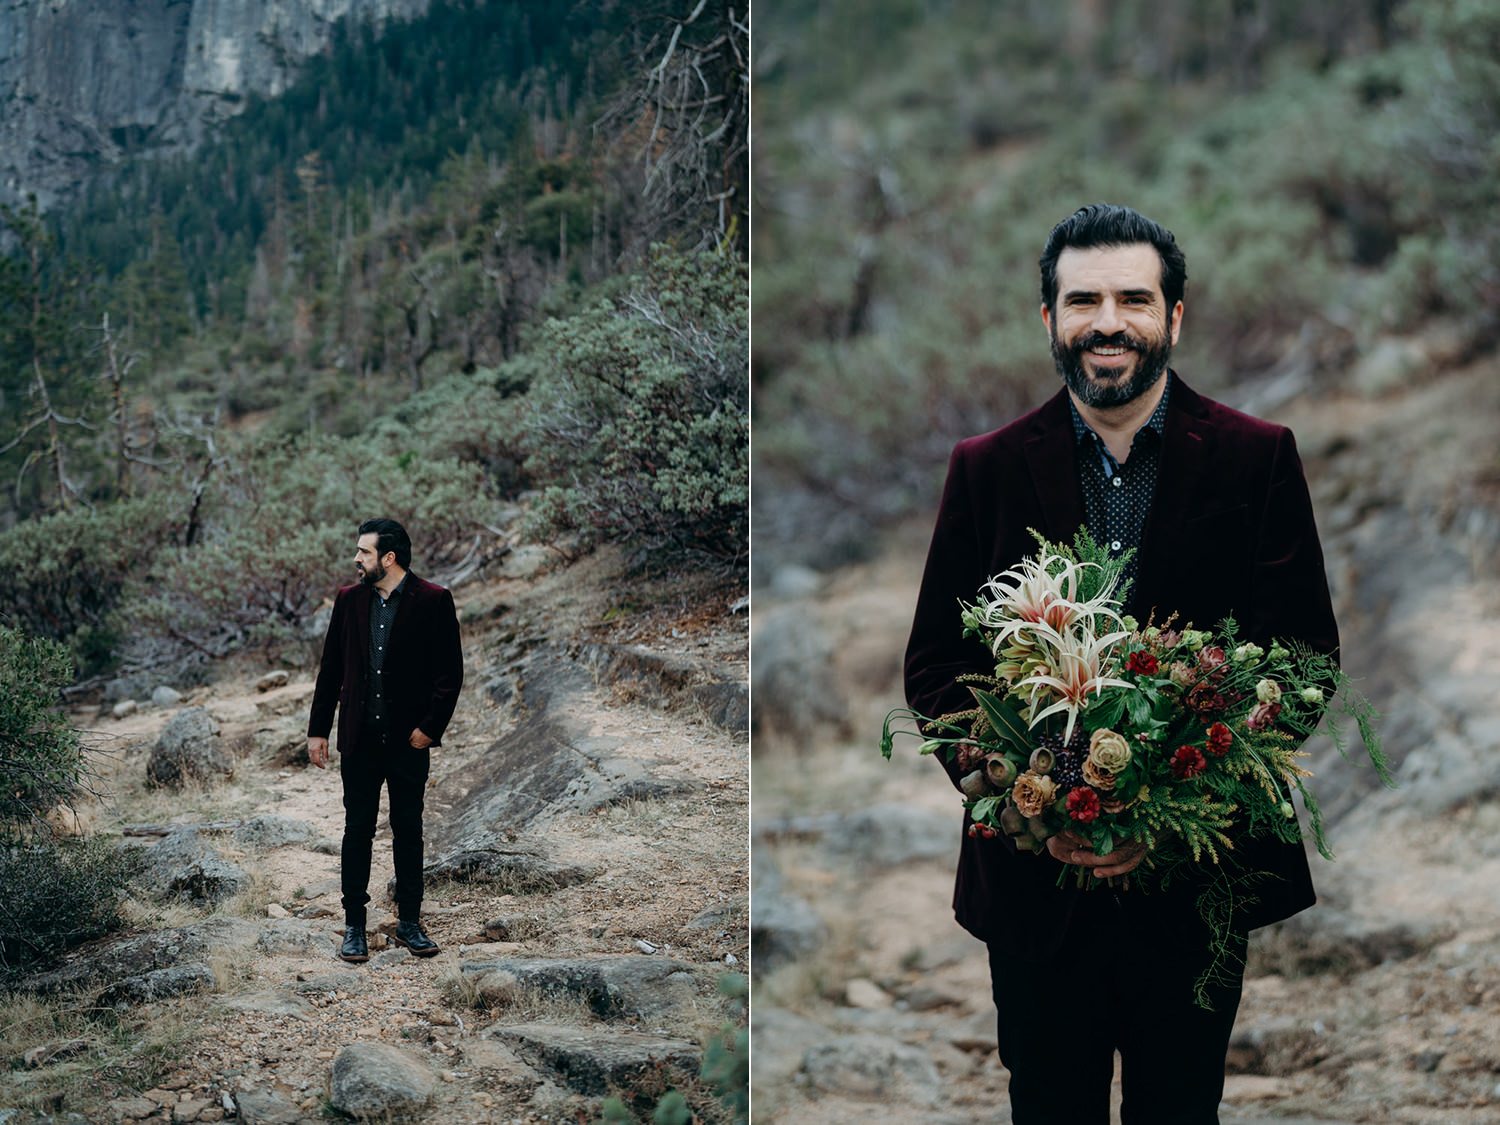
[0,624,87,841]
[0,836,143,973]
[519,248,748,564]
[0,495,185,661]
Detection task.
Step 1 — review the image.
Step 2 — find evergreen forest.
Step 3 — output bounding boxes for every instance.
[0,0,748,689]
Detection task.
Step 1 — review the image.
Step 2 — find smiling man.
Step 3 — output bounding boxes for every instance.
[904,204,1338,1123]
[307,517,463,964]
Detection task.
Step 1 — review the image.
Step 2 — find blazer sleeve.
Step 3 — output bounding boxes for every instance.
[1248,428,1339,660]
[416,588,464,745]
[904,441,1002,793]
[307,591,347,740]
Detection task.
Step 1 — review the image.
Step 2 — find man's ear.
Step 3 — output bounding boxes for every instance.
[1169,300,1183,346]
[1040,302,1053,334]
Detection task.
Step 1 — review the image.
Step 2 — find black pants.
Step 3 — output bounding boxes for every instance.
[339,726,430,926]
[987,886,1246,1125]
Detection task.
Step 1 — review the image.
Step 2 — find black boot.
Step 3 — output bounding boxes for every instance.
[339,925,369,963]
[393,919,439,957]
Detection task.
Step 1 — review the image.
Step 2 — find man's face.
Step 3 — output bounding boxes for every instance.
[354,533,388,586]
[1042,243,1183,410]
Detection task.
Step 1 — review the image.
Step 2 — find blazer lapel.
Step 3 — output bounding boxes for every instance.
[1022,390,1086,544]
[353,584,372,664]
[1132,375,1214,616]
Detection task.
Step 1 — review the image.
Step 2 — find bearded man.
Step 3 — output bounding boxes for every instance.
[308,517,463,963]
[904,204,1338,1124]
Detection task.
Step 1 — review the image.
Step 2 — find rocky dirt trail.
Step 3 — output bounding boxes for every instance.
[3,546,748,1125]
[750,355,1500,1123]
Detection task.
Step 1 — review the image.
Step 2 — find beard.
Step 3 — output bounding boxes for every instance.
[357,560,386,586]
[1051,325,1172,409]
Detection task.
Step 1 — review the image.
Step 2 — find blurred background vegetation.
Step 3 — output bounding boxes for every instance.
[0,0,747,696]
[751,0,1498,582]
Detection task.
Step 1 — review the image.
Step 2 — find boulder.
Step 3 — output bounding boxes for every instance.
[802,1033,943,1105]
[19,918,259,996]
[151,685,184,707]
[458,955,704,1020]
[489,1024,699,1096]
[143,826,248,904]
[254,670,289,693]
[329,1043,434,1119]
[146,706,232,788]
[96,962,216,1008]
[232,814,320,850]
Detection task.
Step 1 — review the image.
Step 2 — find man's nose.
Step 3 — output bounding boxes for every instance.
[1092,298,1125,335]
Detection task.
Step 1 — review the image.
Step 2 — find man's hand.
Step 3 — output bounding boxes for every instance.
[1046,829,1146,878]
[307,737,329,770]
[409,728,433,750]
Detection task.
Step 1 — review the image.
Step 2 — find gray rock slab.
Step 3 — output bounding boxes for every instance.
[489,1023,700,1096]
[143,825,249,904]
[750,884,826,973]
[96,962,216,1008]
[255,919,330,955]
[151,685,183,707]
[19,917,260,995]
[233,814,321,850]
[329,1042,434,1119]
[750,1006,832,1087]
[233,1086,303,1125]
[821,802,958,867]
[577,642,747,734]
[146,706,231,788]
[802,1032,942,1105]
[459,955,704,1020]
[420,832,598,893]
[291,971,365,995]
[222,990,314,1020]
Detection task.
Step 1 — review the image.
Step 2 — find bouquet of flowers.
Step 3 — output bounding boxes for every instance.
[883,529,1390,895]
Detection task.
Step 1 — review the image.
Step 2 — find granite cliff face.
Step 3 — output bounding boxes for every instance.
[0,0,429,210]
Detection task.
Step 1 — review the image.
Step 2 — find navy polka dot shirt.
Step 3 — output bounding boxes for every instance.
[1068,372,1173,592]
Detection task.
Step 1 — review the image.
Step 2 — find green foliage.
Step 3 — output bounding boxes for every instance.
[0,836,144,972]
[753,0,1500,556]
[0,496,185,671]
[700,973,749,1122]
[0,625,85,841]
[520,248,748,563]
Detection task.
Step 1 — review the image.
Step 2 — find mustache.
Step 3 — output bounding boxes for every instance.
[1072,331,1144,353]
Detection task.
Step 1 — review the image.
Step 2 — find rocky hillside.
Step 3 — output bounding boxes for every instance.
[750,350,1500,1124]
[0,0,428,210]
[1,543,748,1124]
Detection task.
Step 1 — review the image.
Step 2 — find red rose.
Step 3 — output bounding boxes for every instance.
[1170,745,1208,780]
[1066,786,1102,824]
[1206,722,1233,756]
[1126,650,1160,675]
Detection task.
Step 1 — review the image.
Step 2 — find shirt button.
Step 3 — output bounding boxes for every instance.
[1111,540,1122,551]
[1112,477,1123,487]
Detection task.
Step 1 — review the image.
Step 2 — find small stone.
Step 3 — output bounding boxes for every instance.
[109,1096,159,1120]
[199,1109,224,1123]
[266,904,290,919]
[173,1098,211,1122]
[151,685,184,707]
[441,1071,456,1083]
[635,939,658,954]
[845,978,894,1010]
[113,699,139,719]
[255,671,290,693]
[144,1088,176,1107]
[724,953,738,964]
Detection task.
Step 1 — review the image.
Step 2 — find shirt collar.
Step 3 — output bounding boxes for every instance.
[1069,371,1173,475]
[375,572,409,604]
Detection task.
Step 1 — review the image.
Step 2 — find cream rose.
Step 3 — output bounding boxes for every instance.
[1255,678,1282,704]
[1301,686,1325,705]
[1011,772,1059,818]
[1087,728,1133,773]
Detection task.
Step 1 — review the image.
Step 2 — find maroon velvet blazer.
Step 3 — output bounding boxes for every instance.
[307,573,464,756]
[904,376,1338,947]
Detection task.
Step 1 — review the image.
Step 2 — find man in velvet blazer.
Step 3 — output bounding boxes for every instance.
[904,205,1337,1124]
[308,518,463,963]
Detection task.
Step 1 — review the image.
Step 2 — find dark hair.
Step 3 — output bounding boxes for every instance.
[358,518,412,569]
[1039,203,1187,314]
